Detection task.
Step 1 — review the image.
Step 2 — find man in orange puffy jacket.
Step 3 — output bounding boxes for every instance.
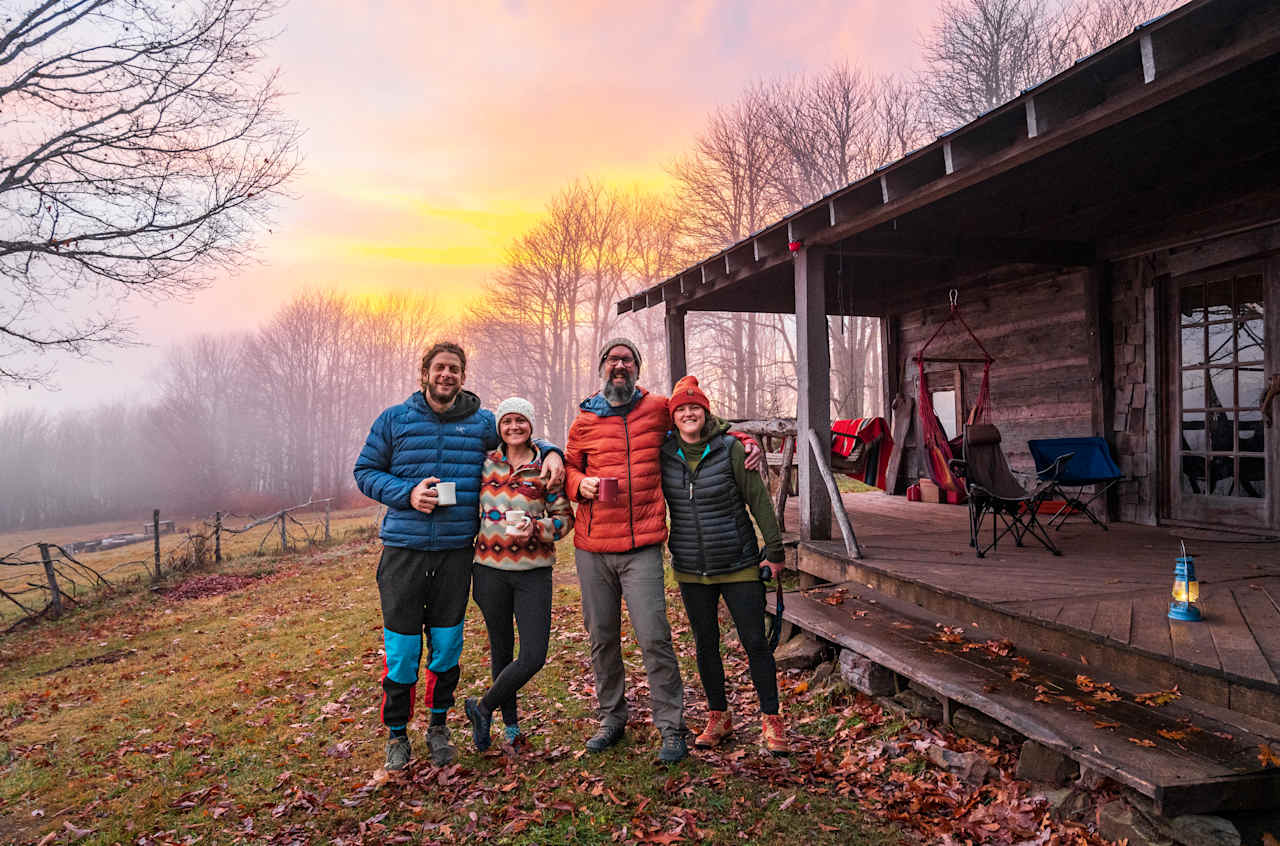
[566,338,760,764]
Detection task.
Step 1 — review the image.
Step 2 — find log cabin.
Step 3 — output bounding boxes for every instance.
[619,0,1280,818]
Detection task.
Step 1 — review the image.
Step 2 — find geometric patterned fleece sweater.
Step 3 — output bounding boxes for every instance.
[474,444,575,571]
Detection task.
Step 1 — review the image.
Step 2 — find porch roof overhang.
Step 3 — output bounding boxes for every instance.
[617,0,1280,318]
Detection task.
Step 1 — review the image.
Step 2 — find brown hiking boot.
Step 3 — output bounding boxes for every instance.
[761,713,789,756]
[694,711,733,749]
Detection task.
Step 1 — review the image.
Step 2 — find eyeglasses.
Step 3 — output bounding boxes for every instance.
[604,355,635,367]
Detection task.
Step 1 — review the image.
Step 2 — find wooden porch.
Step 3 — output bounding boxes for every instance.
[779,492,1280,813]
[788,491,1280,718]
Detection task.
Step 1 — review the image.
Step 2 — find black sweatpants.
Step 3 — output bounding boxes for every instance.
[377,545,472,730]
[678,578,779,715]
[471,565,552,726]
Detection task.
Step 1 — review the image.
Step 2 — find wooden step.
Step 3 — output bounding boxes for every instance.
[783,581,1280,816]
[795,540,1280,723]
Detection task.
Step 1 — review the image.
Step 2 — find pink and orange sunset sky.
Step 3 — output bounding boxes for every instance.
[17,0,940,411]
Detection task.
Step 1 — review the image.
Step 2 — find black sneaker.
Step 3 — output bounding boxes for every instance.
[585,723,625,752]
[384,734,411,772]
[464,697,492,752]
[657,730,688,765]
[425,724,457,766]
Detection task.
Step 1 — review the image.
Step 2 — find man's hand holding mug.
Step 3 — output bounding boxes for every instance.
[410,477,440,513]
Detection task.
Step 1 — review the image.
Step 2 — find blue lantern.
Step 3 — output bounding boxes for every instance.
[1168,541,1202,622]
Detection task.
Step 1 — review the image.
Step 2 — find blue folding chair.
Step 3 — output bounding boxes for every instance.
[1027,437,1124,531]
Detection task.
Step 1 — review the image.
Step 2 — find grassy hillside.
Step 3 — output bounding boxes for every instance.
[0,534,1111,845]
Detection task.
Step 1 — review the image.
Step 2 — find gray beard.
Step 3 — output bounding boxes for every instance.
[602,373,636,406]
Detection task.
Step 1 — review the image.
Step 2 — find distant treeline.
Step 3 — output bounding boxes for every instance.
[0,293,441,531]
[0,0,1177,531]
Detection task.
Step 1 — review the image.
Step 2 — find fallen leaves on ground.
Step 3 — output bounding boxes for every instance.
[1134,686,1181,707]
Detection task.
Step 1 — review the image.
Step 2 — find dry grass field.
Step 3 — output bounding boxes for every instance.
[0,508,381,625]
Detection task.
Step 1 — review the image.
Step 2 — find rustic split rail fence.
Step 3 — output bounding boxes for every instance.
[0,498,362,631]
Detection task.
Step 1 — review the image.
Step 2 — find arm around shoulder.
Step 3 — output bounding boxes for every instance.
[732,439,785,563]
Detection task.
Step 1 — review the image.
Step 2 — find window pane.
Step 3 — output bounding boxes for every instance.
[1206,279,1233,320]
[1237,318,1264,363]
[1239,410,1264,453]
[1180,284,1204,324]
[1238,457,1266,499]
[1181,325,1204,367]
[1236,274,1264,319]
[1208,410,1235,452]
[931,390,957,441]
[1207,322,1233,363]
[1209,456,1236,496]
[1181,412,1205,451]
[1182,369,1205,410]
[1180,455,1206,495]
[1207,368,1233,409]
[1240,365,1265,410]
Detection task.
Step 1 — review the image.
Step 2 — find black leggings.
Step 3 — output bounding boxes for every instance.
[471,565,553,725]
[679,579,779,715]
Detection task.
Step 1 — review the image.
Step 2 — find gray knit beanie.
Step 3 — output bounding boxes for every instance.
[598,337,642,373]
[495,396,536,434]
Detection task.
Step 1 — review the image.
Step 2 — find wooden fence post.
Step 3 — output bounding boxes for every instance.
[153,509,161,580]
[214,512,222,563]
[38,543,62,618]
[279,512,288,553]
[324,500,331,542]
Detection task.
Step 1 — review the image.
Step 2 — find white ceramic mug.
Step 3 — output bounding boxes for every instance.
[505,509,527,534]
[434,481,456,506]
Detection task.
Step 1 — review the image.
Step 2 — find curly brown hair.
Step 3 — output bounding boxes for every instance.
[421,341,467,375]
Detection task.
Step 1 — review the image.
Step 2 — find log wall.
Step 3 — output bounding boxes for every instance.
[897,269,1094,482]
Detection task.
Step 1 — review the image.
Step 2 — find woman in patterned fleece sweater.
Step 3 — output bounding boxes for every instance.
[465,397,574,751]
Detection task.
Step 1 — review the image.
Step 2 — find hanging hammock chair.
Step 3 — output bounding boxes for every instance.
[914,290,994,500]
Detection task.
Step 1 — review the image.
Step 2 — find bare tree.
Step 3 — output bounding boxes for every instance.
[1071,0,1183,55]
[919,0,1071,131]
[0,0,300,386]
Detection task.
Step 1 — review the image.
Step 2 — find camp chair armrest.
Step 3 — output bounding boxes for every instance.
[1037,451,1076,483]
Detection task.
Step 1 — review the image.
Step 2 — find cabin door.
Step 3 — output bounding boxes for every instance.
[1169,257,1279,530]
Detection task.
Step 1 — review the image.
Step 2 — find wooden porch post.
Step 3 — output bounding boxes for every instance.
[666,305,687,389]
[795,245,833,541]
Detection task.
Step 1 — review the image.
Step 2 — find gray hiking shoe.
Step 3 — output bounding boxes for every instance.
[657,730,688,764]
[585,722,625,753]
[384,734,411,772]
[426,724,457,766]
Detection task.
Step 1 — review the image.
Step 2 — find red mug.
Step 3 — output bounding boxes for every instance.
[597,477,620,503]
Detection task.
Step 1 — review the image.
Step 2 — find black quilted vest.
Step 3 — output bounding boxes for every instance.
[660,435,760,576]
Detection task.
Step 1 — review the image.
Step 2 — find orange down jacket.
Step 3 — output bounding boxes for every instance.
[565,388,671,553]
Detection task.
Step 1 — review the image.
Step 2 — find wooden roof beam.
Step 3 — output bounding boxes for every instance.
[725,242,756,276]
[786,205,831,247]
[831,231,1095,266]
[829,183,883,225]
[753,227,789,262]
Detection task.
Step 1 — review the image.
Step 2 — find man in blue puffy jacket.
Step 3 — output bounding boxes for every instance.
[354,341,564,772]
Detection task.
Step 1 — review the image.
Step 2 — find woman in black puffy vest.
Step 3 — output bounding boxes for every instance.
[659,375,788,756]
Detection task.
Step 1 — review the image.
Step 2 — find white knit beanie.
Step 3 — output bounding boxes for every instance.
[495,397,536,434]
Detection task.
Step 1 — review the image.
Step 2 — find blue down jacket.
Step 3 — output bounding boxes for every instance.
[355,389,517,550]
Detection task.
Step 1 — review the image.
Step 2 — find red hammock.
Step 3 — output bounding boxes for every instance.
[915,292,993,498]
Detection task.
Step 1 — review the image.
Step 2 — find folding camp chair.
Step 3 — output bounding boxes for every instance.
[1027,437,1124,531]
[950,424,1068,558]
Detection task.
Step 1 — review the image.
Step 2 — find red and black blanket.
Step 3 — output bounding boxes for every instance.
[830,417,893,490]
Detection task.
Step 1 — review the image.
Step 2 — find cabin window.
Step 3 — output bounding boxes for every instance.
[932,389,958,441]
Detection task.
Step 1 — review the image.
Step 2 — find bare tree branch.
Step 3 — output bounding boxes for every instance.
[0,0,300,386]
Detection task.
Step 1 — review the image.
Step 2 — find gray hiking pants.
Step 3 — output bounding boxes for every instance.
[575,544,685,734]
